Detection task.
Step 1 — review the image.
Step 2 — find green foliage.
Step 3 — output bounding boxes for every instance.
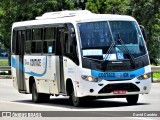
[85,0,129,14]
[127,0,160,65]
[153,72,160,78]
[103,0,129,14]
[0,59,8,66]
[64,0,75,10]
[85,0,101,13]
[0,0,61,50]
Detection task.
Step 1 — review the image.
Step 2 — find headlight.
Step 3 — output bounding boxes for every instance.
[81,75,102,82]
[137,72,151,80]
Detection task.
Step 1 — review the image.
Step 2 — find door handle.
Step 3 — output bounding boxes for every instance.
[64,59,67,61]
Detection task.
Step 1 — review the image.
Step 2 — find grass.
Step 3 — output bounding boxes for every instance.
[153,72,160,78]
[0,59,8,66]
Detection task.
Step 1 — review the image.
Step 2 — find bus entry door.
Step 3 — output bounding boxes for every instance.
[57,28,66,93]
[16,31,26,92]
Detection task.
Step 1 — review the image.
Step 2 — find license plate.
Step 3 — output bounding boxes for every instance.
[113,90,126,94]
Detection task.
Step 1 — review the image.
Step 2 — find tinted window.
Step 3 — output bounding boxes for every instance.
[43,27,56,53]
[109,21,146,58]
[31,28,42,53]
[25,29,31,54]
[12,30,17,54]
[32,28,42,40]
[78,22,112,49]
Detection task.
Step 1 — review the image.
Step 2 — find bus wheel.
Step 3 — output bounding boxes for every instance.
[126,94,139,105]
[70,89,81,107]
[32,82,42,103]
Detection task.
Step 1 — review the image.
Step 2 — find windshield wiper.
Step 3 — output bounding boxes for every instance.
[103,21,117,61]
[117,32,135,68]
[103,40,115,61]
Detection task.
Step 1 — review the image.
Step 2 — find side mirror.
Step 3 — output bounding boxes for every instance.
[139,25,147,40]
[67,23,76,37]
[70,27,75,37]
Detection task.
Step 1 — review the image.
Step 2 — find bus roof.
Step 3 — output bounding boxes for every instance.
[12,10,136,29]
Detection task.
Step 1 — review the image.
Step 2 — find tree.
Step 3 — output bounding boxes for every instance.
[85,0,129,14]
[0,0,62,46]
[0,0,62,65]
[127,0,160,65]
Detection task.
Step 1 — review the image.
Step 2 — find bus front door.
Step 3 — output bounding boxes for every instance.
[57,28,66,93]
[16,31,26,92]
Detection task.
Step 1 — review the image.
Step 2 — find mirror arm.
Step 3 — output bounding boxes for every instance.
[139,25,147,40]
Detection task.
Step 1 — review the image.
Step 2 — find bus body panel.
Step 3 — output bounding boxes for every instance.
[12,55,18,90]
[63,56,83,96]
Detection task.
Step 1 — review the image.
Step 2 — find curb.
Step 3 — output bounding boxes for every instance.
[152,78,160,83]
[0,75,12,79]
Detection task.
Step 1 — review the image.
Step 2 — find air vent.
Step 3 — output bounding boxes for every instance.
[98,83,140,93]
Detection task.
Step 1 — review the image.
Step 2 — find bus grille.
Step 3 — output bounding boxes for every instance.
[98,83,140,93]
[106,65,132,71]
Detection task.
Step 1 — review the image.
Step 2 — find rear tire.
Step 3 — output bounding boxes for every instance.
[126,94,139,105]
[32,82,50,103]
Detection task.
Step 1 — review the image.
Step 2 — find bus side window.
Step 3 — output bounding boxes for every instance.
[43,27,56,54]
[25,29,31,54]
[31,28,43,54]
[16,31,21,55]
[12,30,17,54]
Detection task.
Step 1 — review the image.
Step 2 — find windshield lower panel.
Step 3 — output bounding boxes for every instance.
[78,21,146,61]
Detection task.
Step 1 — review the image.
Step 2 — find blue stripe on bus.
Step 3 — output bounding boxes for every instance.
[91,67,145,80]
[11,56,47,77]
[11,56,16,69]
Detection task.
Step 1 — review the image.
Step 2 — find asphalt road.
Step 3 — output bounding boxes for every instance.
[0,79,159,120]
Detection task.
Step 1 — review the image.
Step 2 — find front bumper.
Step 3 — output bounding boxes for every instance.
[76,77,152,97]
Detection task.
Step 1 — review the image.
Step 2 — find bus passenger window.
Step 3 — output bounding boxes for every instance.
[43,41,55,53]
[31,42,35,53]
[43,27,56,54]
[31,28,42,54]
[26,42,31,54]
[25,29,31,54]
[16,31,21,55]
[31,41,42,53]
[32,28,42,40]
[12,30,17,54]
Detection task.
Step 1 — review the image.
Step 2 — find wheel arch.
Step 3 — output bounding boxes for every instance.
[66,78,74,96]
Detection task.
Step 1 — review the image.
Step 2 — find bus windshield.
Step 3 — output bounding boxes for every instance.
[78,21,146,61]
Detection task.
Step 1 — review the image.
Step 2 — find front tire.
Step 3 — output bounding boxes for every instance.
[70,89,82,107]
[126,94,139,105]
